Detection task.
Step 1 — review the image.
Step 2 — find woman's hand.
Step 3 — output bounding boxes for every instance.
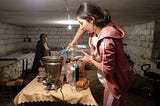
[66,41,77,50]
[81,50,99,69]
[80,50,92,63]
[67,27,86,50]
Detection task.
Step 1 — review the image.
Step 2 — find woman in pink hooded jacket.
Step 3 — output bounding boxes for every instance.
[68,2,131,106]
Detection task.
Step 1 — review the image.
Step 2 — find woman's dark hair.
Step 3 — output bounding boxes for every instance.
[76,3,111,27]
[40,33,47,41]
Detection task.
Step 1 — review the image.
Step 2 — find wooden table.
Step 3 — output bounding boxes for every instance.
[0,60,17,68]
[14,76,98,106]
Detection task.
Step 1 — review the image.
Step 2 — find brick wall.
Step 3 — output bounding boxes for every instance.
[123,21,160,75]
[0,23,88,55]
[23,26,88,51]
[0,23,25,55]
[152,20,160,60]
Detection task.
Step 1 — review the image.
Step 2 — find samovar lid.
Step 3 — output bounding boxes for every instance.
[42,56,63,63]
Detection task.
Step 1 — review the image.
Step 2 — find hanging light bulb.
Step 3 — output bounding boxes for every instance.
[68,24,72,30]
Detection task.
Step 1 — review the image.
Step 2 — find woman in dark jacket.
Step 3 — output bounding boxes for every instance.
[32,33,51,76]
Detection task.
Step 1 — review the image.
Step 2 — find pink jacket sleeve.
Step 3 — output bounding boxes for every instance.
[96,38,116,76]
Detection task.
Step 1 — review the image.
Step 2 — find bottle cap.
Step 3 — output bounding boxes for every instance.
[70,66,75,71]
[73,64,79,67]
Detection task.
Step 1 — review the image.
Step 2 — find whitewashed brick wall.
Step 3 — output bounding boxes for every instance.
[0,23,25,55]
[152,20,160,60]
[123,21,160,76]
[0,23,88,55]
[24,26,88,50]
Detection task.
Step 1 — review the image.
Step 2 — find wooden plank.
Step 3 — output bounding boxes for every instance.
[0,60,17,67]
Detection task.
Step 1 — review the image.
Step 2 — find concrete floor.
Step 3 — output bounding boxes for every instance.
[0,66,159,106]
[86,66,159,106]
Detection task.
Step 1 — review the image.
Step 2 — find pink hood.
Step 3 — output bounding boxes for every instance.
[99,21,125,40]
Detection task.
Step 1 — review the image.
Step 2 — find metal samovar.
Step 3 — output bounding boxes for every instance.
[41,56,63,90]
